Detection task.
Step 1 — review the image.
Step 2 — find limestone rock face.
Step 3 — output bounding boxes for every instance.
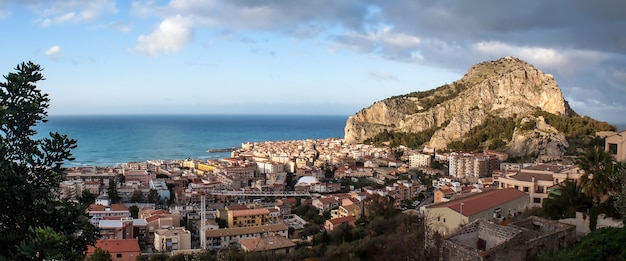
[344,56,575,156]
[506,116,569,157]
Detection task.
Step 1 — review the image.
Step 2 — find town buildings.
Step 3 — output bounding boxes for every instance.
[497,164,583,207]
[324,216,357,232]
[203,223,289,249]
[87,204,131,226]
[154,227,191,252]
[227,208,270,228]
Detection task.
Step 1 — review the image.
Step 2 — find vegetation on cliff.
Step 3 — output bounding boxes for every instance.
[390,82,469,113]
[366,109,615,154]
[535,227,626,261]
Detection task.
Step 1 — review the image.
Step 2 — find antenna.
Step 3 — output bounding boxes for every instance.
[200,190,206,250]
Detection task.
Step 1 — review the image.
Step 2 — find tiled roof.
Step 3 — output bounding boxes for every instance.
[239,236,296,252]
[327,215,356,225]
[229,208,270,217]
[508,172,553,182]
[317,197,338,204]
[88,204,106,211]
[225,205,249,211]
[86,239,140,254]
[204,223,288,237]
[110,204,129,211]
[426,188,527,217]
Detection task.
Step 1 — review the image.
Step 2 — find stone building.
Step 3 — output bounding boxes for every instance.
[605,130,626,162]
[440,216,576,261]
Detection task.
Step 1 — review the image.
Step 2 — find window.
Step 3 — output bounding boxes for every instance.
[477,238,487,251]
[533,198,541,204]
[116,253,122,258]
[609,143,618,154]
[523,187,529,192]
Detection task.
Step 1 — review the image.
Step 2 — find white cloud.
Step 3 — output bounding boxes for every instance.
[132,15,194,56]
[108,21,132,32]
[45,45,62,60]
[341,26,420,49]
[369,71,398,82]
[472,41,607,75]
[36,0,118,27]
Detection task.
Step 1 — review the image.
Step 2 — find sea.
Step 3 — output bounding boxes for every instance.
[34,115,348,167]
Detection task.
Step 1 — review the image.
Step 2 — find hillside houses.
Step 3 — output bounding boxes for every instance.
[497,164,583,207]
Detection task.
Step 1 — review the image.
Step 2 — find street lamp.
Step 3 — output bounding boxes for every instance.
[460,202,464,225]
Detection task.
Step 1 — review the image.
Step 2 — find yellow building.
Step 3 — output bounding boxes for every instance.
[153,227,191,252]
[228,208,270,228]
[336,204,361,219]
[425,188,529,236]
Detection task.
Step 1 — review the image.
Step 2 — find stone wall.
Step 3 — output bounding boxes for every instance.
[440,217,576,261]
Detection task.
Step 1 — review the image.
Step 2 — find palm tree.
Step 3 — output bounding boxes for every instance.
[576,147,618,206]
[542,179,591,219]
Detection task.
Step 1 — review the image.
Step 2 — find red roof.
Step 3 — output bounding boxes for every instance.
[110,204,129,211]
[327,215,356,225]
[86,239,140,254]
[427,188,527,217]
[317,197,338,204]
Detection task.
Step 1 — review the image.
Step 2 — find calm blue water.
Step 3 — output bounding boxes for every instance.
[34,115,348,167]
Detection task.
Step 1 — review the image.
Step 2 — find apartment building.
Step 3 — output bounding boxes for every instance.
[498,164,583,207]
[409,153,433,169]
[154,227,191,252]
[59,180,83,201]
[449,152,499,180]
[204,223,289,249]
[98,217,134,239]
[150,179,170,200]
[227,208,270,228]
[88,204,131,226]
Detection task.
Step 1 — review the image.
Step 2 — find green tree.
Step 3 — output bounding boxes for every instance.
[0,62,98,259]
[148,188,159,204]
[87,247,113,261]
[129,205,140,219]
[577,147,623,230]
[80,189,97,206]
[131,189,144,203]
[107,177,121,204]
[577,147,619,206]
[542,180,592,219]
[365,194,400,220]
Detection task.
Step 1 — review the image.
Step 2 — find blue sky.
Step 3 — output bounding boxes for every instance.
[1,1,625,124]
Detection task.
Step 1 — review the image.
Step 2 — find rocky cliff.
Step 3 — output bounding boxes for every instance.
[344,56,577,156]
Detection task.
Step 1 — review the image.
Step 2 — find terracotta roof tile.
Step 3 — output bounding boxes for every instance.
[427,188,527,217]
[327,215,356,225]
[239,236,295,252]
[86,239,140,254]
